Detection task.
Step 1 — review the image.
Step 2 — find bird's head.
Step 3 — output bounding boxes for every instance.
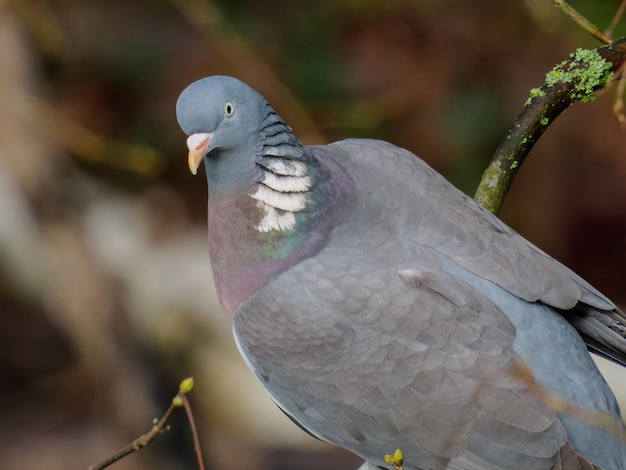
[176,75,267,177]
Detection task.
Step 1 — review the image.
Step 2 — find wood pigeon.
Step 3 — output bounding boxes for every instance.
[176,75,626,469]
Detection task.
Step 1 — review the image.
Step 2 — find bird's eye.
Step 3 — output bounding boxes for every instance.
[224,102,235,117]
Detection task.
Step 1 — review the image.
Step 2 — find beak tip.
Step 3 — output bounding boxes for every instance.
[186,133,212,176]
[187,150,202,175]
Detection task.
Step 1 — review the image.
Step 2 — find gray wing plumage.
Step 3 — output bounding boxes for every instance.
[326,139,626,366]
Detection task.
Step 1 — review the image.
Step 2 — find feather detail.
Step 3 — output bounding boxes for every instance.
[261,171,313,193]
[255,203,297,232]
[258,157,308,177]
[249,105,316,233]
[249,184,307,213]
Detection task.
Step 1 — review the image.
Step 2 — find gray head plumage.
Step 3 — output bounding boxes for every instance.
[176,76,270,174]
[176,75,266,137]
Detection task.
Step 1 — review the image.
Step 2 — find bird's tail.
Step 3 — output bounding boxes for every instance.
[565,304,626,367]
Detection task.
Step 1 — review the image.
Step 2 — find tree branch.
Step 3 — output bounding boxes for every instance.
[474,39,626,214]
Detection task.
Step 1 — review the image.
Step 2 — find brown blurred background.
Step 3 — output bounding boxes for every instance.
[2,1,626,469]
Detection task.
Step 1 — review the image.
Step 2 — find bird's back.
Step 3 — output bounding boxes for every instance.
[323,138,626,467]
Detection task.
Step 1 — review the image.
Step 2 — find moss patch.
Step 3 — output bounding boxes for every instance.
[524,87,546,106]
[544,48,614,103]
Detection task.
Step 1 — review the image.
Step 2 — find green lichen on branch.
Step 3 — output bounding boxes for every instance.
[524,87,546,106]
[475,38,626,215]
[523,49,613,109]
[545,48,614,103]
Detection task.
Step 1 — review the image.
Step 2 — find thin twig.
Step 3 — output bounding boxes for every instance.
[511,362,625,441]
[613,66,626,125]
[605,0,626,41]
[552,0,612,45]
[87,405,178,470]
[181,392,206,470]
[87,378,199,470]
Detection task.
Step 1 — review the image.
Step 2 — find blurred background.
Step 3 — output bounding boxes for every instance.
[2,0,626,469]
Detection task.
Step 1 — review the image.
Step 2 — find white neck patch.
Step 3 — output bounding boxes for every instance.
[249,163,313,233]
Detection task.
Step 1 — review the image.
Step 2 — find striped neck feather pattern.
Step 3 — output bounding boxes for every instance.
[250,105,314,233]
